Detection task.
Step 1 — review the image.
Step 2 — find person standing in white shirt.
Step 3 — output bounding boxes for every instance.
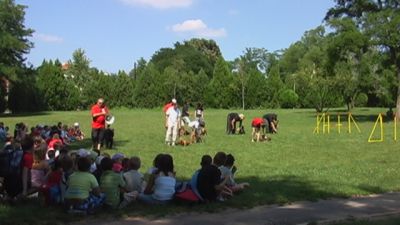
[165,99,181,146]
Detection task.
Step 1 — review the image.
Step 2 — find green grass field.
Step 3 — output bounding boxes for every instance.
[1,108,400,224]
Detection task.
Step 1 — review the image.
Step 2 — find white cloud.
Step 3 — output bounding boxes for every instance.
[33,33,63,43]
[170,19,227,38]
[172,19,207,32]
[119,0,192,9]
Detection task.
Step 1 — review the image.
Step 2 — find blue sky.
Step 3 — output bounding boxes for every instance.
[17,0,335,73]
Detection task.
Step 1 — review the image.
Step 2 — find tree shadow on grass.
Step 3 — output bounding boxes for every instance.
[0,175,394,225]
[227,175,346,209]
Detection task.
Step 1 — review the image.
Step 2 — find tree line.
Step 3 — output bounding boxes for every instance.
[1,0,399,113]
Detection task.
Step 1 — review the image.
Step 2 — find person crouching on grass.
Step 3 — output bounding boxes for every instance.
[251,117,266,142]
[263,113,278,134]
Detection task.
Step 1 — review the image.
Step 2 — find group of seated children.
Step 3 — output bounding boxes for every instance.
[251,113,278,142]
[0,135,249,214]
[195,152,250,202]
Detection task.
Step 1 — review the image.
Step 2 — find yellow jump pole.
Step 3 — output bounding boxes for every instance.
[313,113,320,134]
[327,113,330,134]
[348,113,351,133]
[380,113,383,141]
[337,113,342,134]
[394,115,397,141]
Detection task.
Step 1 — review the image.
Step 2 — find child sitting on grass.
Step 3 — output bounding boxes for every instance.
[119,156,144,208]
[138,154,176,204]
[64,157,104,214]
[100,157,126,209]
[219,154,249,193]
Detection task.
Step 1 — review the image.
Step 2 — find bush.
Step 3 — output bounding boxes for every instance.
[355,93,368,107]
[279,89,298,108]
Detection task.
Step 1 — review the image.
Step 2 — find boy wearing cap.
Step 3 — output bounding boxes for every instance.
[112,153,125,172]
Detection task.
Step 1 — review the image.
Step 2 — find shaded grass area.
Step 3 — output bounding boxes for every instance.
[1,107,400,224]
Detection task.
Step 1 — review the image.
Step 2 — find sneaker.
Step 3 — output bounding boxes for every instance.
[217,196,225,202]
[171,142,175,146]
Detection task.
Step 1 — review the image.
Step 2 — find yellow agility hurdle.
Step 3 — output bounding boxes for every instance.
[348,113,361,133]
[368,113,383,143]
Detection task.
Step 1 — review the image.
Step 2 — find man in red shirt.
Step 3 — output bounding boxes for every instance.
[91,98,109,151]
[251,117,266,142]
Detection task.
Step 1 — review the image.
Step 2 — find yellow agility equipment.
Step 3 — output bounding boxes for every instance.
[323,113,330,134]
[348,113,361,133]
[394,116,397,141]
[337,113,342,134]
[313,113,323,134]
[313,113,330,134]
[368,113,384,143]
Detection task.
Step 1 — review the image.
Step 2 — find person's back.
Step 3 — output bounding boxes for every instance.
[123,156,144,193]
[65,171,97,200]
[65,158,99,201]
[197,164,221,201]
[152,172,176,201]
[123,170,143,193]
[100,157,126,208]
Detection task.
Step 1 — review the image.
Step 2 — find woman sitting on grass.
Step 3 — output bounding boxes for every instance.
[138,154,176,204]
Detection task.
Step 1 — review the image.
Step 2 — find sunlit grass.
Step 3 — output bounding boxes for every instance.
[1,107,399,224]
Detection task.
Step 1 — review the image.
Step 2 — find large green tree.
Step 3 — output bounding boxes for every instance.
[0,0,33,81]
[36,60,80,110]
[205,58,235,108]
[326,0,400,117]
[0,0,33,112]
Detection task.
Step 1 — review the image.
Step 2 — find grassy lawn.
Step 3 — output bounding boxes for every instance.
[1,108,400,224]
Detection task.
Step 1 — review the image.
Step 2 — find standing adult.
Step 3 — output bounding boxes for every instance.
[226,113,245,134]
[263,113,278,133]
[91,98,109,151]
[181,100,190,125]
[165,99,181,146]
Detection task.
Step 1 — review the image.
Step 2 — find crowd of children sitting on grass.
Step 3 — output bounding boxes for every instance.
[0,122,249,214]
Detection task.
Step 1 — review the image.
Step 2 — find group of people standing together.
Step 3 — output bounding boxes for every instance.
[164,99,205,146]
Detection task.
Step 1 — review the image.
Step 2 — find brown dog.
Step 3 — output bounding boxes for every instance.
[179,127,192,146]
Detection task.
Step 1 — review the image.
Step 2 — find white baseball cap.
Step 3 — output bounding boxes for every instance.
[172,98,177,104]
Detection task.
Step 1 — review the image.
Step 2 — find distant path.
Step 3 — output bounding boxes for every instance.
[75,192,400,225]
